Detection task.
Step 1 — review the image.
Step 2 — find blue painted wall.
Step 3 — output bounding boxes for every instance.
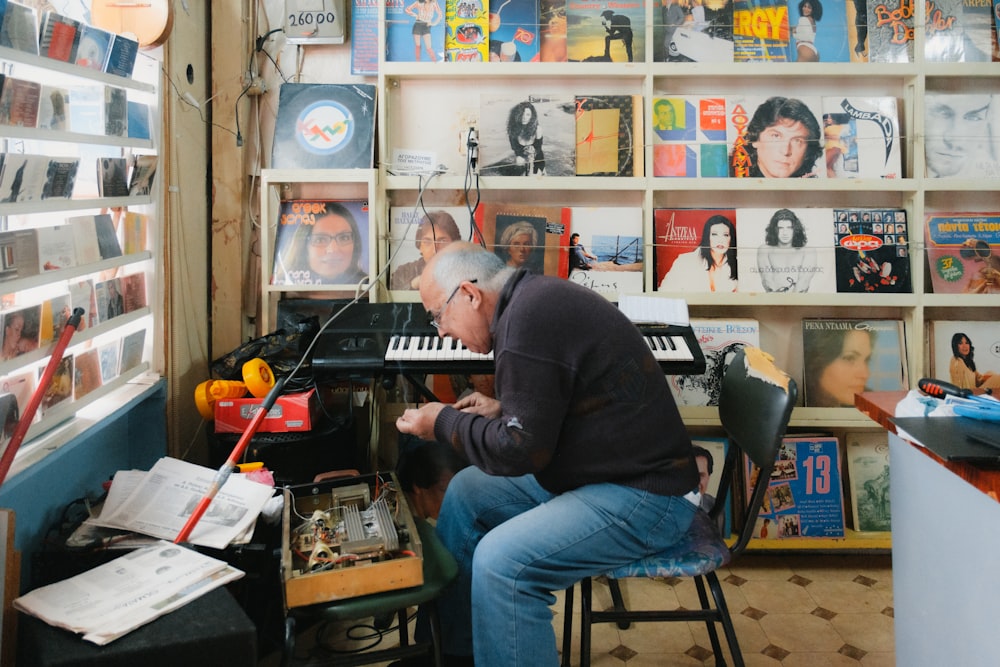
[0,379,167,590]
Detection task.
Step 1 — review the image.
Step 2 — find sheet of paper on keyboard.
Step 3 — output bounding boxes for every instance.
[616,295,689,326]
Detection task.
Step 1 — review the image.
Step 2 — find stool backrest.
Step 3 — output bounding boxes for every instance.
[714,347,797,555]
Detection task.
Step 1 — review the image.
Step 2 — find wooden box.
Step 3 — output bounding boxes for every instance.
[281,472,423,608]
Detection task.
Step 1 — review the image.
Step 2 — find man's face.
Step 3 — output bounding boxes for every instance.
[753,118,812,177]
[775,219,795,246]
[695,456,711,494]
[656,103,675,129]
[416,227,454,261]
[925,95,992,177]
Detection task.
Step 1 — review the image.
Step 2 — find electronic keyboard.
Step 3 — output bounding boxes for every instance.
[309,303,705,377]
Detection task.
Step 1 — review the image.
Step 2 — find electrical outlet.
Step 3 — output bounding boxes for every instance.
[245,76,267,96]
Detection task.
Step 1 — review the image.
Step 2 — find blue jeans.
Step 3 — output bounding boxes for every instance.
[433,467,697,666]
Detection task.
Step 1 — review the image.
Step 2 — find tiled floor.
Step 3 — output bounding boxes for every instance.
[267,553,894,666]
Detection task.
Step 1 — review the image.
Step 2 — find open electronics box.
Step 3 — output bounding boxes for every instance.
[281,471,424,608]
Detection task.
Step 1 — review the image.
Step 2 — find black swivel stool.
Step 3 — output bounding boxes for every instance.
[17,586,256,667]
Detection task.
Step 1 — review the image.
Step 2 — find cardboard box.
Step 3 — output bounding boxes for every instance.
[214,388,319,434]
[281,472,424,608]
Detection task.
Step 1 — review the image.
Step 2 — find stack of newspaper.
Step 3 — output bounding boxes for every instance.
[14,541,243,645]
[84,456,276,549]
[13,456,278,644]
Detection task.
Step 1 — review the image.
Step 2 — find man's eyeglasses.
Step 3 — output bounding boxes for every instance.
[308,232,354,248]
[429,279,477,329]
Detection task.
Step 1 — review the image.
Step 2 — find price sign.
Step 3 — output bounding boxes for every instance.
[284,0,346,44]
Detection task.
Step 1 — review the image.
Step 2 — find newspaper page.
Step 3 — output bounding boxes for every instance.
[13,541,243,645]
[85,457,275,549]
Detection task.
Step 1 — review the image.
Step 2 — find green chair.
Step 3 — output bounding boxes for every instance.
[561,346,797,667]
[281,516,458,667]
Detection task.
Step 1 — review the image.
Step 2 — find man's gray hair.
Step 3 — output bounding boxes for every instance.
[432,243,515,296]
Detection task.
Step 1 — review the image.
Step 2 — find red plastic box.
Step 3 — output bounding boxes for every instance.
[214,388,319,434]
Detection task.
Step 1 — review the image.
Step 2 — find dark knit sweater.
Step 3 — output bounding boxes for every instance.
[434,271,698,496]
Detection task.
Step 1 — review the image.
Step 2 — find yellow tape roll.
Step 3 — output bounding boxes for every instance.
[194,380,216,420]
[242,358,276,398]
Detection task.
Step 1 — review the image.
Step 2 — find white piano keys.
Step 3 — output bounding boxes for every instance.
[643,334,694,362]
[386,334,493,363]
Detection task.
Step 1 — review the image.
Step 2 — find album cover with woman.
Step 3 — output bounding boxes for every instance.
[271,199,371,287]
[478,93,576,176]
[476,203,568,277]
[801,318,907,407]
[653,208,738,293]
[928,320,1000,395]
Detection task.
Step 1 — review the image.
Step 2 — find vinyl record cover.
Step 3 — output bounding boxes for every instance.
[351,0,380,73]
[478,93,576,176]
[924,94,1000,179]
[566,0,644,62]
[40,354,73,413]
[73,348,102,399]
[270,83,377,170]
[690,436,733,537]
[844,430,891,532]
[0,1,38,55]
[801,318,907,407]
[822,96,901,179]
[386,0,445,62]
[126,101,151,140]
[104,33,139,77]
[654,208,739,293]
[733,0,791,61]
[790,0,851,61]
[98,340,121,382]
[477,202,568,277]
[104,86,127,137]
[924,0,993,61]
[656,0,734,62]
[39,293,71,345]
[445,0,489,61]
[388,206,475,290]
[73,24,112,70]
[747,436,845,538]
[0,77,41,127]
[539,0,567,61]
[488,0,540,61]
[565,206,643,293]
[924,212,1000,294]
[0,305,40,361]
[271,199,371,286]
[97,157,129,198]
[651,96,729,178]
[866,0,913,62]
[38,10,80,62]
[929,320,1000,392]
[728,95,825,179]
[736,207,837,294]
[37,85,70,131]
[575,94,642,177]
[668,318,759,406]
[41,157,78,199]
[833,207,910,293]
[120,328,146,373]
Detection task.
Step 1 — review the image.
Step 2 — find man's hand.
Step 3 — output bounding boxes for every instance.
[453,392,502,418]
[396,402,447,441]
